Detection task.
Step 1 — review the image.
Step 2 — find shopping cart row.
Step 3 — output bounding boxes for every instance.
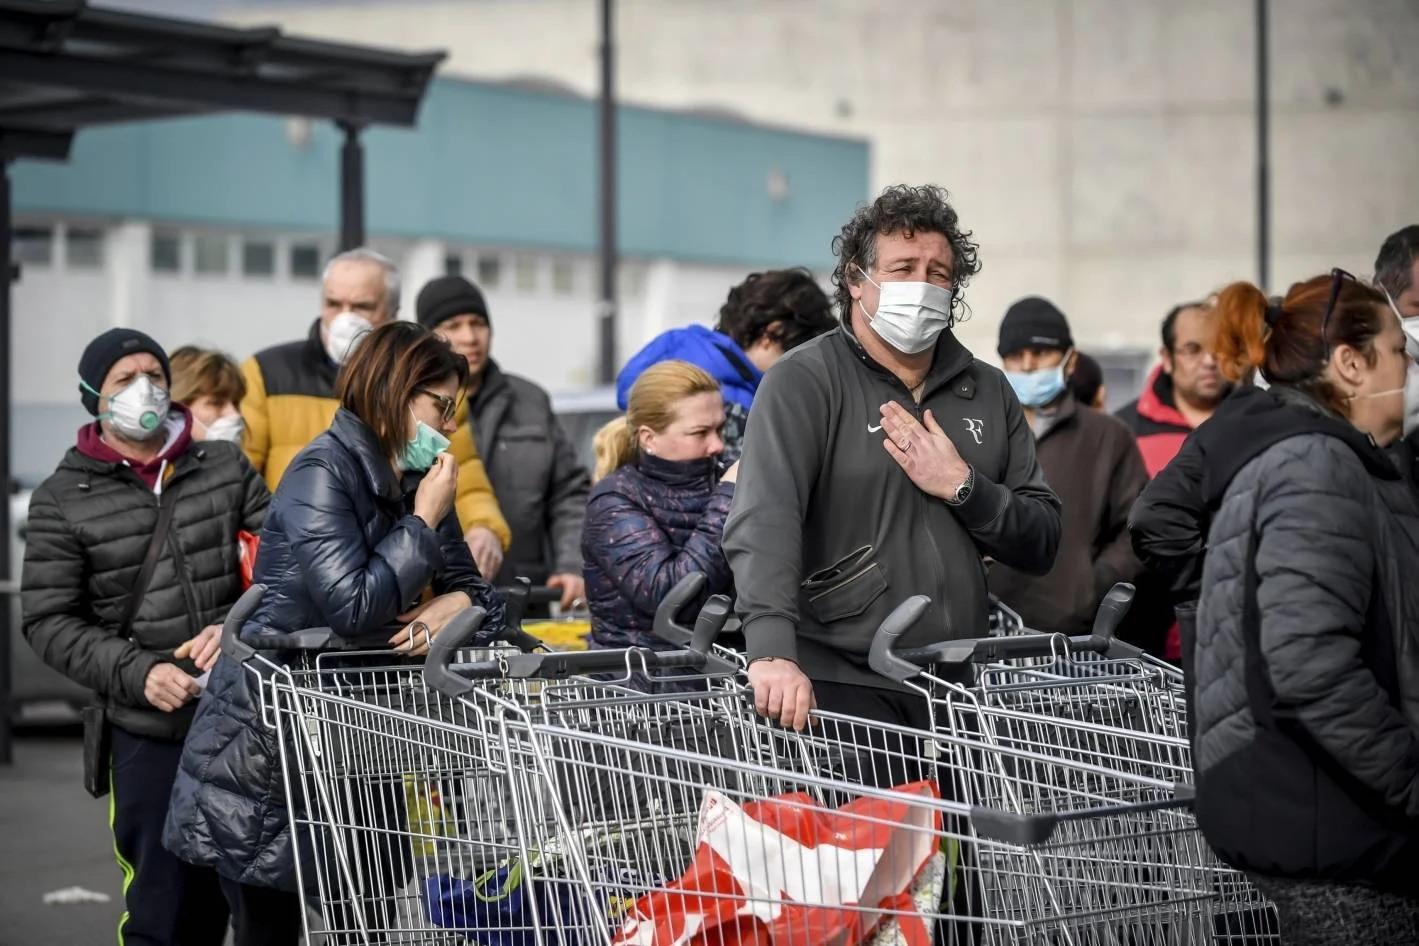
[213,575,1276,945]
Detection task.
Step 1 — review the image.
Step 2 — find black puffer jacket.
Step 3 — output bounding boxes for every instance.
[21,427,268,741]
[164,408,507,890]
[1195,389,1419,889]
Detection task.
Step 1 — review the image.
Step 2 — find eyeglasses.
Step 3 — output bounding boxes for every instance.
[1319,267,1363,359]
[416,388,459,424]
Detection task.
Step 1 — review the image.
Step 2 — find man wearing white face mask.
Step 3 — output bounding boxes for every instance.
[989,297,1148,636]
[22,328,269,946]
[723,184,1062,735]
[239,247,398,491]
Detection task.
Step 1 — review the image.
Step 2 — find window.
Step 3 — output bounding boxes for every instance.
[443,253,463,277]
[66,227,104,269]
[476,253,502,289]
[514,256,540,293]
[12,225,53,266]
[290,243,321,280]
[551,258,577,296]
[242,239,275,278]
[151,231,181,273]
[194,234,230,275]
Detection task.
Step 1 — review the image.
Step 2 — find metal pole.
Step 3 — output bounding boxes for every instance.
[0,158,14,766]
[1256,0,1270,291]
[339,121,366,252]
[596,0,618,386]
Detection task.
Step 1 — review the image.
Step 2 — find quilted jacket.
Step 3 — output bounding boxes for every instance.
[21,411,268,742]
[582,453,735,648]
[1195,390,1419,889]
[164,407,507,890]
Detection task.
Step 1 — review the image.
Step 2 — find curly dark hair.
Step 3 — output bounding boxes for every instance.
[831,184,982,326]
[715,268,835,352]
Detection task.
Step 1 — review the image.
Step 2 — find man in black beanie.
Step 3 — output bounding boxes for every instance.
[988,296,1149,635]
[417,274,590,612]
[22,326,269,946]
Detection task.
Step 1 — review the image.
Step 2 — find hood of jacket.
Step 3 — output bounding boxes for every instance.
[1136,364,1190,430]
[616,325,761,411]
[1199,384,1399,507]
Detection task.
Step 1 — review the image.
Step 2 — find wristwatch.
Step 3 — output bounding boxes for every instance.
[945,466,975,506]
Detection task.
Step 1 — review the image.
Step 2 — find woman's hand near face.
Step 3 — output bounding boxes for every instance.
[413,452,458,526]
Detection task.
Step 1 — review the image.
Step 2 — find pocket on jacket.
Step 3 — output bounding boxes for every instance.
[802,545,888,624]
[498,425,549,447]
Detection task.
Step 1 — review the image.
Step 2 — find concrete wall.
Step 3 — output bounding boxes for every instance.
[223,0,1419,362]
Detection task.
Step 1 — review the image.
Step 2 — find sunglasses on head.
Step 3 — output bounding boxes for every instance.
[1318,267,1366,359]
[416,388,459,424]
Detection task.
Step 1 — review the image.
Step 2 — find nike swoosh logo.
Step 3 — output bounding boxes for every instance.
[867,423,883,433]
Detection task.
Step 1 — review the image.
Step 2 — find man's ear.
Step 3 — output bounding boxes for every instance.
[1159,345,1174,376]
[1063,350,1079,379]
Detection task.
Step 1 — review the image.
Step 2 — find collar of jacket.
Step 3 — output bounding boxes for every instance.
[1198,383,1400,507]
[469,359,510,416]
[328,407,404,503]
[1136,363,1191,430]
[302,317,339,387]
[1034,390,1078,441]
[836,315,975,400]
[635,451,718,488]
[60,424,209,489]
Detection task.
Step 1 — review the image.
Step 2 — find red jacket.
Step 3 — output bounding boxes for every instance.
[1116,365,1198,661]
[1115,365,1192,477]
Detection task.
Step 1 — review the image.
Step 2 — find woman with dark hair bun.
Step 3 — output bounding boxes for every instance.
[1177,270,1419,944]
[165,321,508,945]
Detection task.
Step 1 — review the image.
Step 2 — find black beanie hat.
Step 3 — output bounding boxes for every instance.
[78,328,170,416]
[998,296,1074,357]
[416,275,489,331]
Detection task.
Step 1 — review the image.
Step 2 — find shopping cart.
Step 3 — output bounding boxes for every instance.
[215,577,735,945]
[411,607,1246,946]
[863,594,1278,945]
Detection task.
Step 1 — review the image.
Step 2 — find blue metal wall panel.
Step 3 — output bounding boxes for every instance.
[13,79,868,268]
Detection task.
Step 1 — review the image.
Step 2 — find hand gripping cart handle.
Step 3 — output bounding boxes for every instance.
[219,583,547,661]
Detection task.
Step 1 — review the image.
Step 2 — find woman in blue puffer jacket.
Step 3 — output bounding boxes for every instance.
[164,322,506,946]
[583,360,737,665]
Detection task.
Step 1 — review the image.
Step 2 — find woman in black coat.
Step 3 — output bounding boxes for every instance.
[164,322,507,946]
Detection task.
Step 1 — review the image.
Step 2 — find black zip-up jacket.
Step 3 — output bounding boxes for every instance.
[21,435,268,741]
[723,325,1061,689]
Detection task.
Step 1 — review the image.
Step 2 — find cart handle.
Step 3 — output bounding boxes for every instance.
[423,604,738,698]
[649,572,736,658]
[868,583,1145,683]
[499,578,566,626]
[970,782,1195,845]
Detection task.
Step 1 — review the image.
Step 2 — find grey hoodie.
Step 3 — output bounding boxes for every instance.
[723,324,1062,689]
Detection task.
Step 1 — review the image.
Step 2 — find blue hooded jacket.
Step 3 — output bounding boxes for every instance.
[615,325,762,411]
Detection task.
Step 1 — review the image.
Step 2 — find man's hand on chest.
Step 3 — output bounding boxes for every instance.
[878,401,972,501]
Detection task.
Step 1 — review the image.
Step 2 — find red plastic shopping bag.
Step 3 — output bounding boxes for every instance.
[237,530,259,590]
[612,780,942,946]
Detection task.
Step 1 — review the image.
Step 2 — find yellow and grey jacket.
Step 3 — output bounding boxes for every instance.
[240,319,511,548]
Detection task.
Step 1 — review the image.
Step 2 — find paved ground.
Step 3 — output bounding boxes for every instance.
[0,726,125,946]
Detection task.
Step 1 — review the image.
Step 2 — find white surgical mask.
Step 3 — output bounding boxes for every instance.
[199,414,246,443]
[858,269,954,355]
[100,375,170,442]
[324,310,373,365]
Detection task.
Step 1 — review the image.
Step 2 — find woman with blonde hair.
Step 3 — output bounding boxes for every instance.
[582,360,738,658]
[169,345,247,443]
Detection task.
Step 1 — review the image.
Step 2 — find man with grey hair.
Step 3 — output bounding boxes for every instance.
[1375,225,1419,319]
[240,247,401,489]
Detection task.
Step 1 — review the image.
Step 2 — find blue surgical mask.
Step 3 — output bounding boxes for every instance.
[1005,354,1071,409]
[400,407,450,472]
